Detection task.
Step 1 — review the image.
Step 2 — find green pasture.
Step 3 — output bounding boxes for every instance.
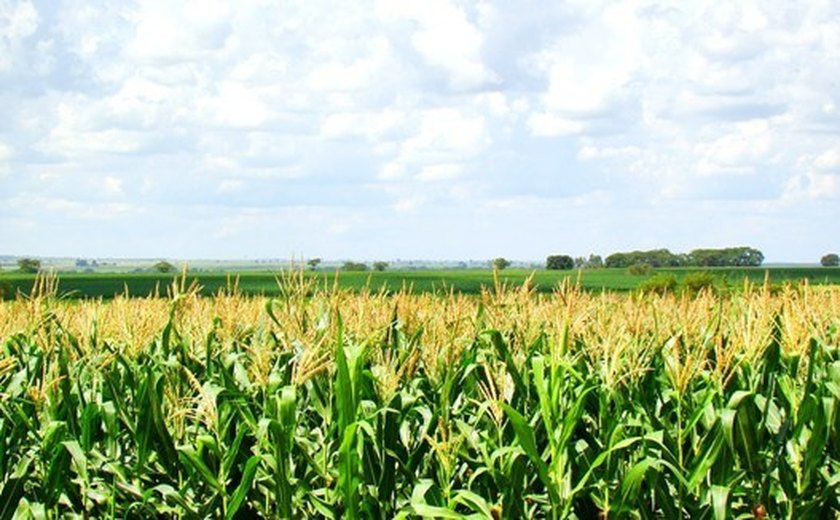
[2,267,840,299]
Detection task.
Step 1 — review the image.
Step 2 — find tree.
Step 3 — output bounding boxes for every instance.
[586,254,604,269]
[153,261,176,273]
[492,257,511,270]
[17,258,41,273]
[372,261,388,272]
[342,261,368,271]
[546,255,574,270]
[821,253,839,267]
[307,258,322,271]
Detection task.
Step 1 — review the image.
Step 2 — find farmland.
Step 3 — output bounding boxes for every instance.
[0,272,838,518]
[2,266,840,299]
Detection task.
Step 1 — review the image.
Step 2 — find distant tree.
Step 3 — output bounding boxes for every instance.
[546,255,574,270]
[492,257,511,270]
[75,259,88,268]
[688,247,763,267]
[586,254,604,269]
[342,261,368,271]
[17,258,41,273]
[821,253,839,267]
[574,256,586,268]
[153,261,176,273]
[372,261,389,272]
[627,262,653,276]
[307,257,322,271]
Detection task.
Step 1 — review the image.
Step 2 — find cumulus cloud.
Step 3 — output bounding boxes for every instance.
[0,0,838,260]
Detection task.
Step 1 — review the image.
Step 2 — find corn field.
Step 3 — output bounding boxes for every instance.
[0,273,838,518]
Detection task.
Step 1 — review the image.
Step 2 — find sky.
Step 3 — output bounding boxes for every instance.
[1,0,838,262]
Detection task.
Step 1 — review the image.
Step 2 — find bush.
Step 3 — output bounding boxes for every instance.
[342,261,368,272]
[546,255,574,270]
[637,273,677,294]
[627,263,653,276]
[683,272,717,293]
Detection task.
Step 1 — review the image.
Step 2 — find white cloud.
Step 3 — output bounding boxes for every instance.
[0,141,12,161]
[416,163,463,182]
[377,0,497,89]
[126,1,232,62]
[783,171,839,202]
[102,176,123,196]
[1,0,839,261]
[694,119,773,175]
[814,147,840,172]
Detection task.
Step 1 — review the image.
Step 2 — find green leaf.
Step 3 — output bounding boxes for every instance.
[501,404,557,507]
[710,485,729,520]
[620,457,660,503]
[178,446,223,493]
[411,504,464,519]
[225,455,259,520]
[452,490,494,517]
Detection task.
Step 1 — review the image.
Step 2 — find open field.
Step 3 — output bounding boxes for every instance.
[0,275,838,517]
[2,267,840,299]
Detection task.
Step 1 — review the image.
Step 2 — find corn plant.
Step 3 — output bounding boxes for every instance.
[0,275,838,518]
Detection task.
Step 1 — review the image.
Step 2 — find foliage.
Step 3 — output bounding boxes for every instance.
[585,254,604,269]
[342,261,368,271]
[16,258,41,274]
[492,257,511,270]
[606,249,685,268]
[683,271,717,293]
[606,247,764,268]
[821,253,839,267]
[546,255,574,270]
[0,277,838,517]
[154,261,176,273]
[627,262,653,276]
[372,261,389,272]
[688,246,764,267]
[307,258,322,271]
[637,273,677,294]
[0,276,839,517]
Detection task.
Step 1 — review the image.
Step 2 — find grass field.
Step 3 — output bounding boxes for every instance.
[2,266,840,299]
[0,275,838,517]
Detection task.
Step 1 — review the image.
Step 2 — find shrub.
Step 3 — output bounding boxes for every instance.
[627,263,653,276]
[683,272,717,293]
[637,273,677,294]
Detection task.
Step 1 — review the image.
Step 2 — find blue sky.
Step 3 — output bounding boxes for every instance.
[1,0,838,262]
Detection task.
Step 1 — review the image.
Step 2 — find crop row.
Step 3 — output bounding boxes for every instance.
[0,275,838,518]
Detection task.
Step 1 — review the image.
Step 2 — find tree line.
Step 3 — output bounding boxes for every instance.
[545,247,769,270]
[604,247,765,268]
